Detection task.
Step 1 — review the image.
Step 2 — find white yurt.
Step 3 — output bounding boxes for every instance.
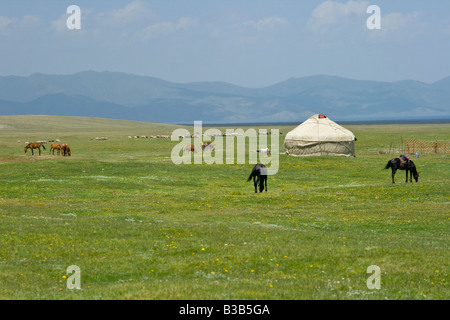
[284,114,356,157]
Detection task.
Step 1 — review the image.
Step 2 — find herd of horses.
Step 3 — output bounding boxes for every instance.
[24,142,71,156]
[23,140,418,192]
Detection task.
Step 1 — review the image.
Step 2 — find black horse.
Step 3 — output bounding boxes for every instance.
[246,164,268,193]
[385,157,419,183]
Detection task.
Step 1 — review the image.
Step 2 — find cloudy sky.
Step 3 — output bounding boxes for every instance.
[1,0,449,87]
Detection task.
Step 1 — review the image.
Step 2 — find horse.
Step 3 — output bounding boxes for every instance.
[184,144,196,153]
[61,143,71,156]
[385,156,419,183]
[257,148,271,154]
[49,143,62,155]
[202,141,215,151]
[24,142,46,156]
[246,164,268,193]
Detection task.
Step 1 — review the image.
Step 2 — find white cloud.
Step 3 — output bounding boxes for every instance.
[49,1,151,37]
[20,15,41,28]
[81,0,153,31]
[308,0,369,32]
[381,12,420,33]
[105,0,152,25]
[0,14,41,33]
[51,13,69,34]
[242,16,287,32]
[137,17,198,40]
[109,1,151,23]
[364,11,423,42]
[51,9,93,35]
[0,15,42,35]
[0,16,16,30]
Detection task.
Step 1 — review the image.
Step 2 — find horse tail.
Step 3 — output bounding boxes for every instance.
[41,143,46,150]
[247,167,256,182]
[385,160,392,169]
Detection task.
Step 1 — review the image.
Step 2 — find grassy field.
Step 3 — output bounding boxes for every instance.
[0,115,448,300]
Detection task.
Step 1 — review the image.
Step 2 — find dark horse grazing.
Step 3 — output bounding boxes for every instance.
[24,142,46,156]
[385,156,419,183]
[246,164,268,193]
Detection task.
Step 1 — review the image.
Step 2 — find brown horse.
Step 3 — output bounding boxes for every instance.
[49,143,62,155]
[24,142,46,156]
[61,143,71,156]
[184,144,196,153]
[202,141,215,151]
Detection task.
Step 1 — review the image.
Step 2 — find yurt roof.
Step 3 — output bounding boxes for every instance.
[285,114,355,142]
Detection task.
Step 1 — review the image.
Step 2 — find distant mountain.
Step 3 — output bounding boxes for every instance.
[0,71,449,123]
[0,94,132,119]
[433,76,450,91]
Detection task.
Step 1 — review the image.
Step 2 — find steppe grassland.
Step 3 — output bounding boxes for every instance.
[0,115,448,299]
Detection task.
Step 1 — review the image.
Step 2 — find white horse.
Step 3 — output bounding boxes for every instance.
[257,148,270,154]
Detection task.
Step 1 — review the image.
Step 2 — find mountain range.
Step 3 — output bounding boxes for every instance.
[0,71,449,123]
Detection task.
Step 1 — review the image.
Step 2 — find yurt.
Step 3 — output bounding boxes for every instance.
[284,114,356,157]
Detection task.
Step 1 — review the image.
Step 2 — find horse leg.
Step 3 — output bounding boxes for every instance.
[264,176,267,192]
[254,176,258,193]
[406,169,412,183]
[391,168,396,183]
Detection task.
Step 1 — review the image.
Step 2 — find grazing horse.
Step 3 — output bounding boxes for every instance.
[24,142,46,156]
[246,164,268,193]
[49,143,62,155]
[184,144,196,153]
[61,143,71,156]
[385,156,419,183]
[202,141,215,151]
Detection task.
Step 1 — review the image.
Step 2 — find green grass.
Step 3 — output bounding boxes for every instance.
[0,115,448,300]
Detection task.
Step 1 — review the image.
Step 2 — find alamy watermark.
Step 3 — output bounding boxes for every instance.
[366,265,381,289]
[366,5,381,30]
[66,5,81,30]
[66,265,81,290]
[170,121,279,175]
[66,4,381,31]
[62,263,381,291]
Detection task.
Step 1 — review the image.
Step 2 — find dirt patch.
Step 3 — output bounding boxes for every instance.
[0,158,26,163]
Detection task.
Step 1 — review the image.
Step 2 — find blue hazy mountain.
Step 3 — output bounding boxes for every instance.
[0,71,448,123]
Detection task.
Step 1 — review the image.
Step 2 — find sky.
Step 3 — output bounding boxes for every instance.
[0,0,449,87]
